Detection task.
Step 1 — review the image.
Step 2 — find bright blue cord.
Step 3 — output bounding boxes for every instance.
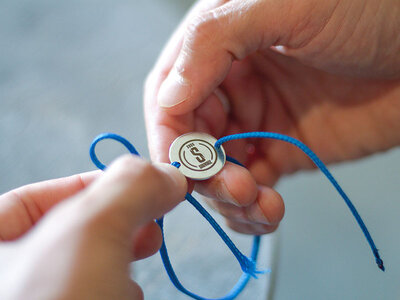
[89,133,139,170]
[89,131,384,300]
[184,192,265,277]
[89,133,263,300]
[215,132,384,271]
[157,215,263,300]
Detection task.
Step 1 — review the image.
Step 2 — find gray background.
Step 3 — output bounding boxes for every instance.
[1,1,399,299]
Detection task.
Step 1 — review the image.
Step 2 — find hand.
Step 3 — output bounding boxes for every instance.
[144,0,400,235]
[0,156,187,300]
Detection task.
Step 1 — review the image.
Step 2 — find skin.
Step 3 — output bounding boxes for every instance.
[1,1,399,297]
[144,0,400,235]
[0,156,187,300]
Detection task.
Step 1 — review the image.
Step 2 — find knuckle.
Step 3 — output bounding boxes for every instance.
[186,11,219,44]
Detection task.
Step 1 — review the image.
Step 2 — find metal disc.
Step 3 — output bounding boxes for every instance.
[169,132,226,180]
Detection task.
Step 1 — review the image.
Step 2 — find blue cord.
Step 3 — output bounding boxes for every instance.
[89,133,139,170]
[90,133,263,300]
[215,132,384,271]
[89,131,384,300]
[157,215,263,300]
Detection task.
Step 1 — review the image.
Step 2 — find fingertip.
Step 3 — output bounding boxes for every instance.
[247,187,285,225]
[157,68,193,110]
[153,163,188,201]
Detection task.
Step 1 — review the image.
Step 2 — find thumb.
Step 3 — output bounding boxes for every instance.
[72,155,187,241]
[157,0,285,114]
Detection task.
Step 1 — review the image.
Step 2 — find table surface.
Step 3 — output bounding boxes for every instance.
[1,1,399,299]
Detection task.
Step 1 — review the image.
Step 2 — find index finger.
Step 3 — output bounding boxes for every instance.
[144,0,228,163]
[0,171,100,241]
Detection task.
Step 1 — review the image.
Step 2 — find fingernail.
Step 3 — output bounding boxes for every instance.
[158,69,191,108]
[246,202,270,225]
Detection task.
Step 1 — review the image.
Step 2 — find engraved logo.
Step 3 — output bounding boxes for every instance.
[178,139,217,172]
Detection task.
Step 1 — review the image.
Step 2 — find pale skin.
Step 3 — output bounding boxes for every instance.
[1,1,400,298]
[0,156,187,300]
[145,0,400,235]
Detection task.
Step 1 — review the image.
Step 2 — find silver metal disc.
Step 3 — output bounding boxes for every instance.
[169,132,226,180]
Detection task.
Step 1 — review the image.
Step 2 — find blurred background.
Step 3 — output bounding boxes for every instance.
[0,0,399,299]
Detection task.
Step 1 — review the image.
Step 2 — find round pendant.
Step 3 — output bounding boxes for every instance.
[169,132,226,180]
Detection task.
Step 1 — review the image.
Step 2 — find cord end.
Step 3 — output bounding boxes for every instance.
[376,258,385,272]
[373,249,385,272]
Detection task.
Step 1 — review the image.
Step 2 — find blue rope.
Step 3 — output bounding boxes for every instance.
[215,132,384,271]
[89,130,384,300]
[184,192,264,277]
[89,133,139,170]
[157,215,263,300]
[90,133,263,300]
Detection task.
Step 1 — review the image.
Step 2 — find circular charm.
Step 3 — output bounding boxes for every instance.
[169,132,226,180]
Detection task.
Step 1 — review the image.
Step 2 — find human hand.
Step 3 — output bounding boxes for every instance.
[144,0,400,235]
[0,156,186,300]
